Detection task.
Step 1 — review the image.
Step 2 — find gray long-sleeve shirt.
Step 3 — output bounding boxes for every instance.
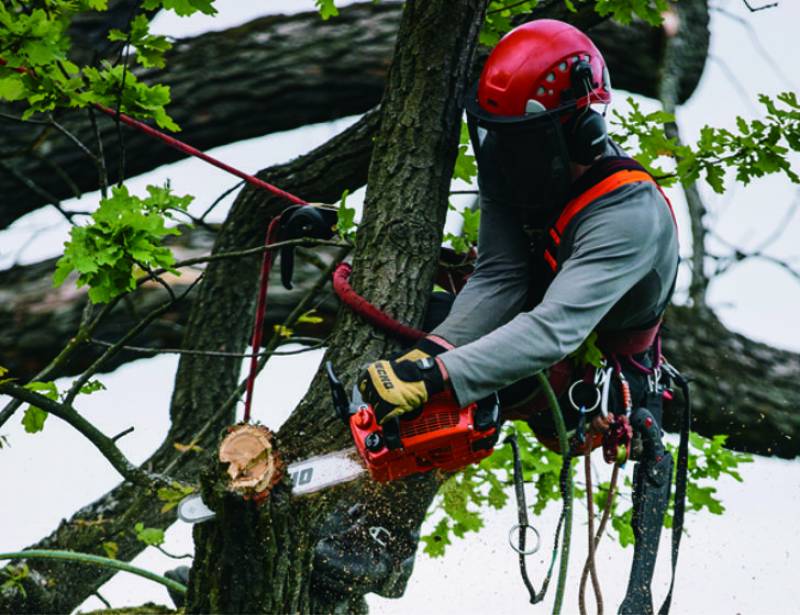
[433,145,678,406]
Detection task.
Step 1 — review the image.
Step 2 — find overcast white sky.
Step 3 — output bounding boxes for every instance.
[1,0,799,613]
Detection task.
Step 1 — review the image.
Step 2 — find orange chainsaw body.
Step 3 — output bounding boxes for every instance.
[347,391,499,482]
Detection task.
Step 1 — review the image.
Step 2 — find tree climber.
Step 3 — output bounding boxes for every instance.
[314,19,680,614]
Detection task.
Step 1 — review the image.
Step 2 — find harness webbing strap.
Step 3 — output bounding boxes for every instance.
[555,170,661,235]
[543,168,677,273]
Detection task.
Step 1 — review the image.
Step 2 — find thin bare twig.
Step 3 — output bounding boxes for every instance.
[0,298,115,429]
[89,337,328,358]
[155,546,193,560]
[167,206,219,233]
[138,237,350,285]
[0,160,78,224]
[87,107,109,198]
[47,115,101,166]
[93,592,112,610]
[0,111,50,125]
[708,55,759,114]
[164,247,350,474]
[64,274,204,405]
[708,228,800,282]
[487,0,534,15]
[199,181,244,221]
[752,187,800,253]
[111,426,135,442]
[741,0,778,12]
[113,21,135,186]
[135,259,176,302]
[712,6,796,90]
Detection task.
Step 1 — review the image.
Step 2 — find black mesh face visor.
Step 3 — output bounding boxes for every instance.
[465,85,574,212]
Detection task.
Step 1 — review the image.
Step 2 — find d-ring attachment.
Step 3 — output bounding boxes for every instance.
[568,380,600,413]
[508,523,541,556]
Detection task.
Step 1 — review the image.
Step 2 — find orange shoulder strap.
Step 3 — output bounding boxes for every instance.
[544,169,676,271]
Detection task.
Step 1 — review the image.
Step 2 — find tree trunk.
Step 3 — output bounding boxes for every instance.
[0,1,709,229]
[185,0,488,611]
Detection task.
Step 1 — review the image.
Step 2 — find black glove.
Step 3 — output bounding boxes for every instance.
[359,357,446,424]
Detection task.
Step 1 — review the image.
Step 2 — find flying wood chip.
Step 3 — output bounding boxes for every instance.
[218,424,284,501]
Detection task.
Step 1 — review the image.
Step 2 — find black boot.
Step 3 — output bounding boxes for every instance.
[619,407,673,615]
[313,502,419,598]
[164,565,191,609]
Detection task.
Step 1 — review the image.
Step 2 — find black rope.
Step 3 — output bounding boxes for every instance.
[505,433,572,605]
[658,369,691,615]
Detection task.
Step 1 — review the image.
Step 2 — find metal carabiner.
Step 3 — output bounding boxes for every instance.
[599,366,613,418]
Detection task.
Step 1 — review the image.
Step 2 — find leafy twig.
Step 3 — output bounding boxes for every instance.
[0,550,186,594]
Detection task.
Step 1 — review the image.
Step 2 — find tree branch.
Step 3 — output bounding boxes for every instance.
[0,382,169,489]
[0,1,709,229]
[657,1,711,308]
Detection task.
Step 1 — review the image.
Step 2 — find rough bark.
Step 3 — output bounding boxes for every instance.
[185,0,489,611]
[0,109,378,615]
[0,0,710,229]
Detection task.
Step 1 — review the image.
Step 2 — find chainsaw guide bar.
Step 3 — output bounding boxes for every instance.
[178,447,366,524]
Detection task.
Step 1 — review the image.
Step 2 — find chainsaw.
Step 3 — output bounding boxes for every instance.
[178,362,500,523]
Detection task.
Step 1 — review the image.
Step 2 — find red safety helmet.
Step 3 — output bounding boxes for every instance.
[465,20,613,208]
[474,19,610,120]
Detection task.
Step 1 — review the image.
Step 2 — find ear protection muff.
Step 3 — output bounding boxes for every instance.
[565,108,608,165]
[563,60,609,165]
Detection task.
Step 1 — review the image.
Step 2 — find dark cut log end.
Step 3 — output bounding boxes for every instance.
[219,424,284,501]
